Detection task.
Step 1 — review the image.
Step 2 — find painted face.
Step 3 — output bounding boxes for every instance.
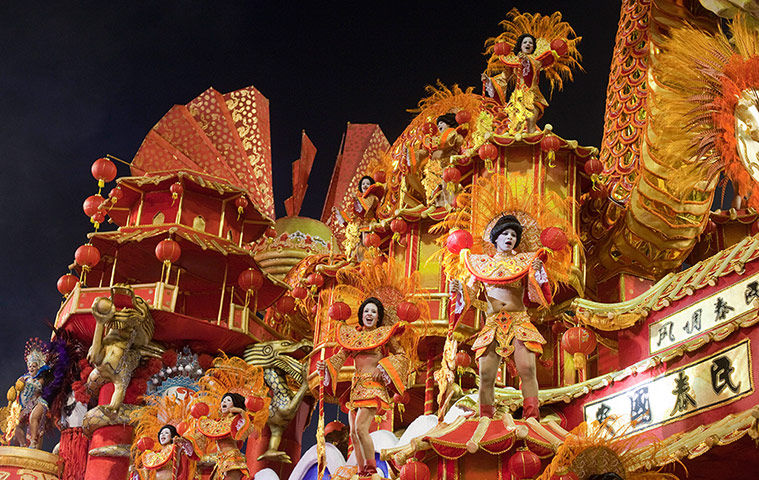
[27,361,39,377]
[360,178,372,193]
[495,229,518,253]
[220,395,234,414]
[159,427,173,446]
[437,120,449,133]
[361,302,379,329]
[520,37,535,54]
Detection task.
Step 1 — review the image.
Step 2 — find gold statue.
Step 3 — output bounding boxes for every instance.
[86,286,155,411]
[244,339,313,463]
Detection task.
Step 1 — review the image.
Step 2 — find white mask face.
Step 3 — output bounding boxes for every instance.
[361,302,379,328]
[520,37,535,54]
[495,229,518,253]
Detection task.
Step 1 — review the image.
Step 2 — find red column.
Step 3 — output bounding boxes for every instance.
[83,384,132,480]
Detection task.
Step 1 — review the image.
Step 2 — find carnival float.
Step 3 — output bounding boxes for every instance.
[1,2,759,480]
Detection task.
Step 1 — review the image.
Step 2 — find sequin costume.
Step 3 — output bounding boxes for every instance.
[141,441,196,480]
[195,413,253,479]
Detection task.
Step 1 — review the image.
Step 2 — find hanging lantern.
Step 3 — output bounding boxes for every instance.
[57,274,79,295]
[562,326,597,370]
[83,194,105,218]
[108,186,124,204]
[264,226,277,238]
[91,157,118,188]
[446,230,473,254]
[455,351,471,368]
[329,301,351,321]
[170,182,183,201]
[91,211,106,227]
[400,459,431,480]
[478,143,498,161]
[155,239,182,264]
[307,272,325,288]
[392,391,411,404]
[705,220,717,235]
[493,42,512,56]
[391,218,408,235]
[238,268,264,292]
[136,436,154,452]
[540,134,561,167]
[508,448,542,479]
[397,301,420,323]
[292,286,308,299]
[276,295,296,314]
[75,244,100,268]
[550,38,569,56]
[363,232,381,248]
[540,227,568,251]
[442,167,461,184]
[374,170,387,183]
[421,122,437,136]
[190,402,209,419]
[245,396,266,412]
[235,196,249,220]
[589,184,608,200]
[455,110,472,124]
[176,422,189,437]
[583,158,603,176]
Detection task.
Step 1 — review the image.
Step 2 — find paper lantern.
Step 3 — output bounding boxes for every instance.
[75,244,100,268]
[169,182,183,200]
[292,286,308,299]
[136,436,154,452]
[397,301,420,323]
[540,134,561,153]
[91,157,117,186]
[155,239,181,263]
[446,230,473,254]
[176,421,189,436]
[705,220,717,235]
[455,351,471,368]
[245,396,265,411]
[91,211,106,225]
[374,170,387,183]
[478,143,498,160]
[399,459,431,480]
[421,122,437,135]
[550,38,568,56]
[363,232,381,248]
[190,402,209,419]
[508,448,541,479]
[442,167,461,183]
[265,227,277,238]
[589,184,608,200]
[307,272,324,288]
[391,218,408,235]
[393,391,411,404]
[329,301,351,321]
[493,42,512,56]
[455,110,472,124]
[562,326,597,370]
[540,227,568,251]
[238,268,264,292]
[276,295,296,314]
[83,194,104,217]
[108,186,124,203]
[57,274,79,295]
[583,158,603,176]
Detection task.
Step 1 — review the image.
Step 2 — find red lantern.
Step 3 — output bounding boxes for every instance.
[57,274,79,295]
[363,232,381,248]
[190,402,209,419]
[391,218,408,235]
[307,272,324,288]
[550,38,569,56]
[493,42,512,56]
[455,351,471,368]
[169,182,183,201]
[155,239,181,263]
[136,436,154,452]
[397,301,420,323]
[540,134,561,153]
[292,286,308,299]
[235,196,249,217]
[393,391,411,404]
[442,167,461,183]
[238,268,264,292]
[508,448,542,479]
[455,110,472,124]
[399,459,431,480]
[75,244,100,268]
[478,143,498,160]
[540,227,568,251]
[107,186,124,203]
[562,326,597,370]
[91,157,117,185]
[705,220,717,235]
[276,295,296,314]
[329,301,351,321]
[83,194,105,217]
[245,396,265,411]
[91,211,106,225]
[374,170,387,183]
[421,122,437,136]
[589,184,608,200]
[264,226,277,238]
[446,230,473,254]
[176,421,189,436]
[583,158,603,176]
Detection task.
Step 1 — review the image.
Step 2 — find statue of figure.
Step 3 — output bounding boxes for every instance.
[86,286,155,411]
[317,297,410,479]
[244,338,313,463]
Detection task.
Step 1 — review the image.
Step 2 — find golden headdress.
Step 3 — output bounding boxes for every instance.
[432,172,580,291]
[484,8,583,96]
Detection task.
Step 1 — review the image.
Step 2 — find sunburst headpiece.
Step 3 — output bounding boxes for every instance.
[24,337,48,370]
[484,8,582,96]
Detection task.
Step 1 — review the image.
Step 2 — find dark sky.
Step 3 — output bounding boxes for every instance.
[0,0,618,422]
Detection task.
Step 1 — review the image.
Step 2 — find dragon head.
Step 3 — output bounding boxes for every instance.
[244,339,313,384]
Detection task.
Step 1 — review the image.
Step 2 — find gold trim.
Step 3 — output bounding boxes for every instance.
[88,444,131,457]
[0,446,60,475]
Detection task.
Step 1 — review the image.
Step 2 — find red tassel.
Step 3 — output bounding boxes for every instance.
[59,427,89,480]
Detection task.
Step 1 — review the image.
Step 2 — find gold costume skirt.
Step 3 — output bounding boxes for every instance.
[472,310,545,359]
[346,372,391,413]
[213,449,249,479]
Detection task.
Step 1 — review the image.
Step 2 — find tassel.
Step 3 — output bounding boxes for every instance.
[59,427,89,480]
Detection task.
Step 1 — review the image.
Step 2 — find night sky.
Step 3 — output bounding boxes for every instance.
[0,0,619,442]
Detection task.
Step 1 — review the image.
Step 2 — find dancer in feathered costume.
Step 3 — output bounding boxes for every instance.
[435,173,578,421]
[317,256,428,479]
[482,8,582,133]
[131,395,198,480]
[189,354,269,480]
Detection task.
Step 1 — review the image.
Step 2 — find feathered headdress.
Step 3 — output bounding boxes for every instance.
[24,337,49,371]
[484,8,583,96]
